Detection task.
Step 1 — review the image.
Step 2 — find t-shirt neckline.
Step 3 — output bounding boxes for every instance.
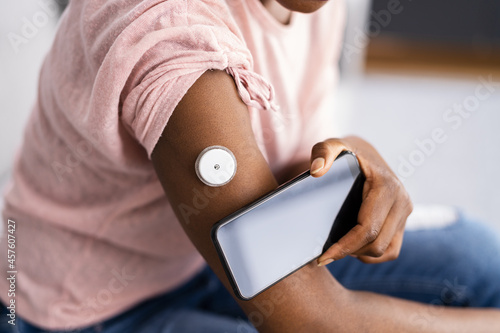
[246,0,297,34]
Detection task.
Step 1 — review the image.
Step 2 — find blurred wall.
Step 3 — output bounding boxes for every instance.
[338,0,500,231]
[0,1,58,179]
[370,0,500,45]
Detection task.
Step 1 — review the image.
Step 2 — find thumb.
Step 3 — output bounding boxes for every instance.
[310,139,349,177]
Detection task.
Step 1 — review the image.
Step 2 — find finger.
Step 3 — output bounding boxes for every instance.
[317,183,395,265]
[353,185,411,263]
[355,193,412,263]
[356,228,405,264]
[309,139,348,177]
[352,192,408,258]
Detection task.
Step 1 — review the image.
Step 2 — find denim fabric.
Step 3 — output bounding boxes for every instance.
[6,212,500,332]
[330,213,500,308]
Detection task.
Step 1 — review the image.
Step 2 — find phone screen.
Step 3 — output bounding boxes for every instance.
[212,152,364,300]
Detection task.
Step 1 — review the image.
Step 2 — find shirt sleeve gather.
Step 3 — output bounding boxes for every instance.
[225,67,279,113]
[112,0,278,159]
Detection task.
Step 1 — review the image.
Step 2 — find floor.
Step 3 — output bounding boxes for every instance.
[1,1,499,232]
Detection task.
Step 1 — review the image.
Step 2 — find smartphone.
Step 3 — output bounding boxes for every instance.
[211,151,365,300]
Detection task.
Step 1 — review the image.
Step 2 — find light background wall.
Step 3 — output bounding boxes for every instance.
[0,1,58,180]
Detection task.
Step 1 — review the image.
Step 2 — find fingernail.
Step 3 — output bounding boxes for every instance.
[317,258,334,267]
[311,157,325,175]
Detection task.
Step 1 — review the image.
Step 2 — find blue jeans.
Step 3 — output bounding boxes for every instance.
[6,212,500,332]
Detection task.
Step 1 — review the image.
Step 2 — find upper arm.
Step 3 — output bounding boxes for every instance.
[151,70,347,332]
[151,69,277,254]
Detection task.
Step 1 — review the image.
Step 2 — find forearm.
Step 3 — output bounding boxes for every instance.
[237,263,350,332]
[349,289,500,333]
[247,267,500,333]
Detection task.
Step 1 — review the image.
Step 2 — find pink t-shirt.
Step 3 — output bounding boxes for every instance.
[0,0,345,329]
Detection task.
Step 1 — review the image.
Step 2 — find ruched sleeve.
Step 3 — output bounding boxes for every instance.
[112,0,278,157]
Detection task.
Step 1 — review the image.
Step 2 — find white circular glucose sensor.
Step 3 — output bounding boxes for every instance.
[195,146,237,187]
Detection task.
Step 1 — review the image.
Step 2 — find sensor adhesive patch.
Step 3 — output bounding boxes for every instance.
[195,146,237,187]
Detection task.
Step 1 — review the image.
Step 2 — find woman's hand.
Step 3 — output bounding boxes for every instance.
[312,136,413,266]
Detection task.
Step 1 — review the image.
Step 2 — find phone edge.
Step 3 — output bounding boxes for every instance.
[211,151,361,301]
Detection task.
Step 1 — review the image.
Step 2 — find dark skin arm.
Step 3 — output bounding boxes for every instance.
[152,70,500,332]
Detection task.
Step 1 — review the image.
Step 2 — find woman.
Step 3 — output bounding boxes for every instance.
[1,0,499,332]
